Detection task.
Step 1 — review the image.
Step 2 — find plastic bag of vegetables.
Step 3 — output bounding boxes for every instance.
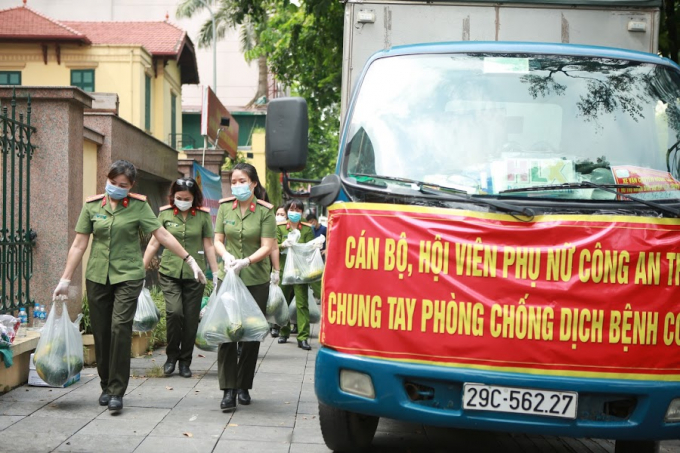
[282,242,325,285]
[132,285,160,332]
[266,284,289,326]
[196,268,269,349]
[33,299,83,387]
[289,287,321,325]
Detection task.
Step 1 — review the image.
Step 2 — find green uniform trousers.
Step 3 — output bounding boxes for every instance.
[159,273,204,366]
[86,278,144,397]
[280,283,310,341]
[217,282,269,390]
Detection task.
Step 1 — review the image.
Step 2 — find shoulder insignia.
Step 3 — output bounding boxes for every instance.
[277,221,288,226]
[159,205,172,211]
[128,193,147,202]
[301,222,312,227]
[198,206,211,213]
[86,194,105,203]
[256,199,273,209]
[220,197,236,204]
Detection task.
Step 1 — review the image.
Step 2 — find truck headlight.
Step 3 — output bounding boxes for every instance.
[340,369,375,399]
[665,398,680,422]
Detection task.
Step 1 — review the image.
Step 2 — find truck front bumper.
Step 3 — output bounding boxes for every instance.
[315,346,680,440]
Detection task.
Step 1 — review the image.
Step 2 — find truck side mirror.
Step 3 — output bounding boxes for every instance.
[265,97,308,172]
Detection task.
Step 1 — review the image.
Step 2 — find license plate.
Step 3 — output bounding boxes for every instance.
[463,383,578,419]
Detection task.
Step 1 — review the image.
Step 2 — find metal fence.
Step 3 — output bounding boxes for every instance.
[0,91,36,314]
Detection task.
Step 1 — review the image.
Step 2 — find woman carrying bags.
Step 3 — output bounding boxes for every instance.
[276,199,317,351]
[213,163,276,412]
[53,160,206,414]
[143,177,219,378]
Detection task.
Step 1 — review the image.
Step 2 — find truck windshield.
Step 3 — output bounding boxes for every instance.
[344,53,680,201]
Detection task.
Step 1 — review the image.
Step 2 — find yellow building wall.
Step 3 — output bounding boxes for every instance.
[81,138,98,287]
[0,43,182,146]
[250,132,267,187]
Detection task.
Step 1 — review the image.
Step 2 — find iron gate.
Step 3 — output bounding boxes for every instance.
[0,91,36,314]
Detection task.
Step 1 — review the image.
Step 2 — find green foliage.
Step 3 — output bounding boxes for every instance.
[80,293,92,335]
[221,150,249,172]
[177,0,343,182]
[147,286,167,350]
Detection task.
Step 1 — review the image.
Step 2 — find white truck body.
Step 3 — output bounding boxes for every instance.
[341,0,660,120]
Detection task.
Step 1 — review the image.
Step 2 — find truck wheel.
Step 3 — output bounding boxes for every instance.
[614,440,660,453]
[318,402,379,452]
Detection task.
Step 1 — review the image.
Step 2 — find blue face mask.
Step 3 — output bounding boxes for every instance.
[288,211,302,223]
[105,181,129,200]
[231,184,253,201]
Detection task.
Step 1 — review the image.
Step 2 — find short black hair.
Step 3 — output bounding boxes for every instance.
[285,199,305,212]
[306,213,317,221]
[107,160,137,184]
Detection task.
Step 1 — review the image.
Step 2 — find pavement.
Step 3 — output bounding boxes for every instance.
[2,324,680,453]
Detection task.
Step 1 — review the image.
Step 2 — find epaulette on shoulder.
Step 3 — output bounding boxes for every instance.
[128,193,147,202]
[301,222,312,227]
[159,205,172,211]
[220,197,236,204]
[256,199,273,209]
[277,221,288,226]
[86,194,105,203]
[198,206,211,213]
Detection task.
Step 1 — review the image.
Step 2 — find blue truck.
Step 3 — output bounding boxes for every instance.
[265,1,680,452]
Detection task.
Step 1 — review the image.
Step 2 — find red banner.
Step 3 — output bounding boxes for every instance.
[320,202,680,381]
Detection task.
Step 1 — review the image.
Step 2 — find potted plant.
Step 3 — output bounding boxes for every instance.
[80,294,96,365]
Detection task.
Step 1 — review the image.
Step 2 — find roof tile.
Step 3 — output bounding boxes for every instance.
[0,6,89,42]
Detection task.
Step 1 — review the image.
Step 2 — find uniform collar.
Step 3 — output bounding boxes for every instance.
[173,206,196,216]
[287,221,302,231]
[103,196,129,209]
[232,199,256,212]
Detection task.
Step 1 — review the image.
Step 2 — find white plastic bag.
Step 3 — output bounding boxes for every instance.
[266,284,289,326]
[282,243,325,285]
[133,285,160,332]
[33,300,83,386]
[196,269,269,349]
[289,287,321,325]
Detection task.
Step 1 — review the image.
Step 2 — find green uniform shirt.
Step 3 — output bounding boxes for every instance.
[76,193,161,285]
[215,197,276,286]
[157,205,214,279]
[277,221,315,272]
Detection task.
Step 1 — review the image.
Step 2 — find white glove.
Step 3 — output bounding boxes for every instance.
[230,258,251,274]
[270,271,280,285]
[53,279,70,300]
[222,251,235,266]
[212,273,219,287]
[281,239,294,248]
[186,256,207,284]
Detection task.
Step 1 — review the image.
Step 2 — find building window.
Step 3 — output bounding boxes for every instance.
[71,69,95,92]
[145,75,151,131]
[0,71,21,86]
[171,93,177,148]
[246,152,254,159]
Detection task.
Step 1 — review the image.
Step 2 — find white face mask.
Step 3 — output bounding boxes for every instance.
[275,215,286,223]
[174,199,193,212]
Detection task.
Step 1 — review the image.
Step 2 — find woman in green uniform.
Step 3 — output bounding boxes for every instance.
[143,177,219,378]
[213,163,276,412]
[53,160,206,414]
[276,199,318,351]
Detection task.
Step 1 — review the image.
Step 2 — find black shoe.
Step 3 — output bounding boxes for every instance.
[221,389,236,412]
[237,389,251,405]
[298,340,312,351]
[108,396,123,412]
[270,327,280,338]
[98,392,110,406]
[278,337,288,344]
[178,364,192,378]
[163,361,176,376]
[290,325,298,334]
